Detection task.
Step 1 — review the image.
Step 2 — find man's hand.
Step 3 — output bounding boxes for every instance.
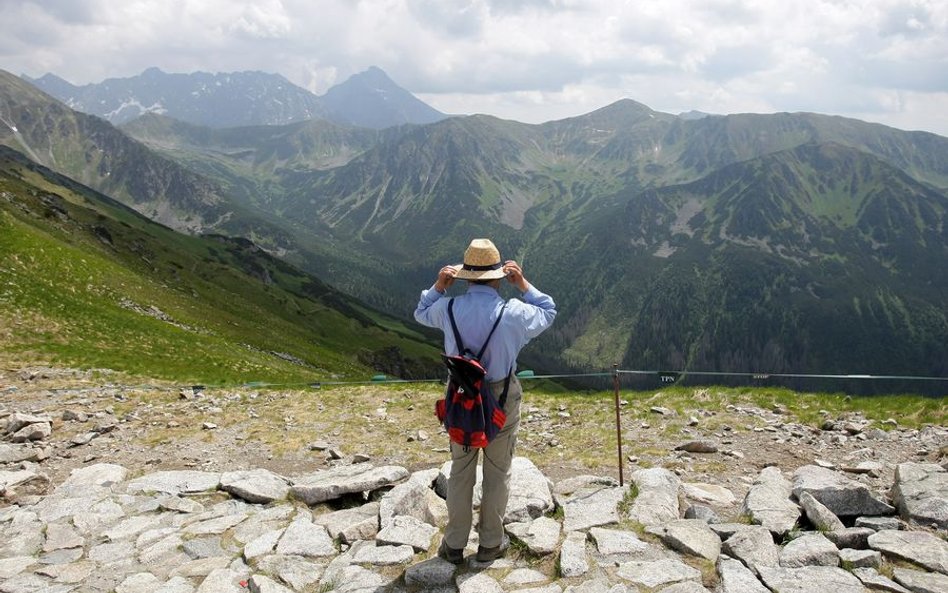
[434,265,459,293]
[503,260,530,293]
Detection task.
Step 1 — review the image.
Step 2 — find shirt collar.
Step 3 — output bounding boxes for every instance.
[467,284,500,296]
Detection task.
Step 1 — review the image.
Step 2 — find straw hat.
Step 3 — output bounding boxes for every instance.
[454,239,506,280]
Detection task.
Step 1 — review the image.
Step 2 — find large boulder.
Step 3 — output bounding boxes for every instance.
[506,517,562,555]
[722,525,779,573]
[792,465,894,517]
[626,467,681,527]
[779,533,840,568]
[220,469,291,504]
[740,467,800,537]
[868,529,948,575]
[290,464,408,505]
[660,519,721,562]
[890,462,948,529]
[379,479,444,528]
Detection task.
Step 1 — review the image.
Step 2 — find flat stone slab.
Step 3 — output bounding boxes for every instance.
[351,542,415,565]
[588,527,649,556]
[893,567,948,593]
[255,555,323,591]
[779,533,839,567]
[661,583,713,593]
[195,567,244,593]
[321,564,389,593]
[275,517,336,557]
[243,528,284,560]
[717,556,770,593]
[379,479,442,527]
[682,482,736,506]
[661,519,721,561]
[868,529,948,575]
[504,457,556,522]
[313,502,380,544]
[290,464,409,505]
[852,567,911,593]
[459,572,505,593]
[616,558,701,588]
[559,531,589,578]
[249,574,294,593]
[220,469,291,504]
[757,566,867,593]
[561,485,625,532]
[375,515,438,552]
[127,470,222,495]
[0,470,42,495]
[0,443,41,464]
[506,516,562,555]
[58,463,128,494]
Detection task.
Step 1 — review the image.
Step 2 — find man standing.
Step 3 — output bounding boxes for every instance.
[414,238,556,564]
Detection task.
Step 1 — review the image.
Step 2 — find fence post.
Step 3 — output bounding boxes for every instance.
[613,363,624,487]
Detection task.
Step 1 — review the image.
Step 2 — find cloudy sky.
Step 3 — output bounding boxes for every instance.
[3,0,947,136]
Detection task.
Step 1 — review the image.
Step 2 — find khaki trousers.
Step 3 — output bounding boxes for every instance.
[443,375,522,550]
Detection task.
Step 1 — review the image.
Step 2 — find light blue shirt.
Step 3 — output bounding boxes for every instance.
[414,283,557,381]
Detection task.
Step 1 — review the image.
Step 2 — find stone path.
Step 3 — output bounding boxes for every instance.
[1,454,946,593]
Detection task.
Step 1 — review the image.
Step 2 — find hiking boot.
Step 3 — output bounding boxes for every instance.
[475,535,510,562]
[437,539,464,565]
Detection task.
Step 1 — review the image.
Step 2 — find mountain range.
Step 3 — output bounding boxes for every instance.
[3,67,947,391]
[24,66,446,129]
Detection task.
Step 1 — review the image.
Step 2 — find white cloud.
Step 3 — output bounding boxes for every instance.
[0,0,946,136]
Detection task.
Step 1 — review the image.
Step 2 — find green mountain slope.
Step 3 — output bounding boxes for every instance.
[539,143,948,379]
[0,147,441,383]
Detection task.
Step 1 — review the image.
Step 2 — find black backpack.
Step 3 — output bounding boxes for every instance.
[435,298,511,448]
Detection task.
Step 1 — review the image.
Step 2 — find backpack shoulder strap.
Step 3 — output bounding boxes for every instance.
[447,298,466,355]
[448,299,507,359]
[476,303,507,360]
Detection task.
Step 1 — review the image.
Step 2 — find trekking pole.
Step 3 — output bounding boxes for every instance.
[613,363,624,487]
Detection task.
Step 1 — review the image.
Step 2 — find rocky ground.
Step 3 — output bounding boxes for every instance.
[1,366,946,593]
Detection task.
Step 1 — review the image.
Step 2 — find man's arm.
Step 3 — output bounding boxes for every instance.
[503,260,556,339]
[413,265,458,328]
